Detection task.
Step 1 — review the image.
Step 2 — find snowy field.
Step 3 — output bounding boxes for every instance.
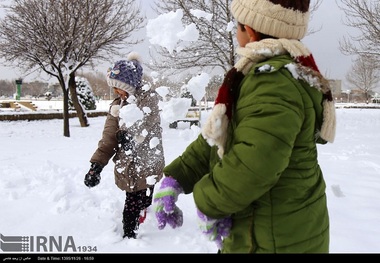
[0,108,380,255]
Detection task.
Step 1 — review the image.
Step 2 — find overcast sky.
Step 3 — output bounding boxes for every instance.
[0,0,357,89]
[304,0,357,86]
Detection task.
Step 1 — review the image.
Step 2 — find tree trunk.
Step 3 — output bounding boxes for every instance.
[69,73,89,127]
[62,88,70,137]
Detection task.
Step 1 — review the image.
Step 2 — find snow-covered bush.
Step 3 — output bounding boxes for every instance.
[69,77,96,110]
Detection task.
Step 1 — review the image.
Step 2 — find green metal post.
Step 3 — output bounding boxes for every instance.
[15,79,23,100]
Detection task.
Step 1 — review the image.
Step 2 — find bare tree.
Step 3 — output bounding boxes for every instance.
[346,55,380,102]
[0,79,14,98]
[149,0,322,78]
[79,72,109,100]
[308,0,323,35]
[0,0,143,137]
[337,0,380,62]
[149,0,236,76]
[23,81,49,98]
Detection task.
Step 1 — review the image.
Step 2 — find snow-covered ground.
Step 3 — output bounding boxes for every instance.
[0,108,380,256]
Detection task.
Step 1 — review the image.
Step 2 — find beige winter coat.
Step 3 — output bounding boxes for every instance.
[90,88,164,192]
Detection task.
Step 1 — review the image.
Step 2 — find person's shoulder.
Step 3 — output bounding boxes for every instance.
[251,54,293,75]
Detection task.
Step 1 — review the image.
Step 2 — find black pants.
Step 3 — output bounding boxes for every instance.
[122,187,154,237]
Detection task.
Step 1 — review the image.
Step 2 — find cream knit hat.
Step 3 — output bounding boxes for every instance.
[231,0,310,40]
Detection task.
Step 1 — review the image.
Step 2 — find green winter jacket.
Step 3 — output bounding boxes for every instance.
[163,55,329,253]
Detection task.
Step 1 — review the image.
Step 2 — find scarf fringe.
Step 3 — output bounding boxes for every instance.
[201,104,229,158]
[320,100,336,143]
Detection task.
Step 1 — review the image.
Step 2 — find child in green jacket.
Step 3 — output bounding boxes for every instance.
[154,0,335,253]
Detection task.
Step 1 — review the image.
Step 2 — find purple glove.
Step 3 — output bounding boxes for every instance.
[153,177,184,230]
[197,208,232,249]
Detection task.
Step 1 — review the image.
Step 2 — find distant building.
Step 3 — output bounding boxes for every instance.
[329,79,342,99]
[331,78,378,103]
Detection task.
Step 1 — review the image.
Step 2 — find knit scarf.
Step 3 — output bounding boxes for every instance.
[201,39,336,158]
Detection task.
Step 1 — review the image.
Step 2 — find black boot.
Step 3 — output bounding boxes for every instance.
[122,230,137,239]
[122,210,140,239]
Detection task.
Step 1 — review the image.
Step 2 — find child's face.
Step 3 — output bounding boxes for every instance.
[113,88,129,100]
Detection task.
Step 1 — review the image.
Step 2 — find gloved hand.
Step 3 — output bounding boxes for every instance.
[153,177,184,230]
[197,208,232,249]
[116,129,134,152]
[84,162,103,188]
